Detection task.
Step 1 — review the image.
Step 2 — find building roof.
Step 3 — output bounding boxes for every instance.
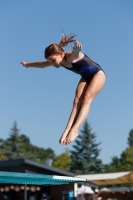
[0,171,86,185]
[0,158,75,177]
[0,159,98,188]
[76,171,133,186]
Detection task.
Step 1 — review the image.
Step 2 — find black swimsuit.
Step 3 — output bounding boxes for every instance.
[62,54,103,83]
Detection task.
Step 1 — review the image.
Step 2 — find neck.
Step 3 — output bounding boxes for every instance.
[60,52,66,65]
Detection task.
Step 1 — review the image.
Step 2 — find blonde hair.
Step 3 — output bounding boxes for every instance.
[44,33,76,58]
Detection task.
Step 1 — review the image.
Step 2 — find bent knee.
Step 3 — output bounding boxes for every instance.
[73,96,81,106]
[82,94,93,105]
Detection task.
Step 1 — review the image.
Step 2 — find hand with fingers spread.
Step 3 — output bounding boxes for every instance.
[73,40,82,52]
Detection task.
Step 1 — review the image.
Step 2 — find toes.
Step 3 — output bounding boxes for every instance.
[59,138,63,144]
[63,139,71,145]
[63,139,67,145]
[59,131,69,144]
[59,135,67,144]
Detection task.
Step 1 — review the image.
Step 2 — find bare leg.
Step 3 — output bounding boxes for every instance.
[59,78,87,144]
[64,71,106,144]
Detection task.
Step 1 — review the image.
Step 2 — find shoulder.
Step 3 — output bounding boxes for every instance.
[65,51,85,63]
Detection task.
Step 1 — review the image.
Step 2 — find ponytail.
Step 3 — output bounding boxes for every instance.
[45,32,76,58]
[58,32,76,48]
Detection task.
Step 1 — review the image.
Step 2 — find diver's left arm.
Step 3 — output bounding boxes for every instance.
[70,40,82,60]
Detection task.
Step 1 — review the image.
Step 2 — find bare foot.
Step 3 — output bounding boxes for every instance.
[59,129,70,144]
[63,128,78,145]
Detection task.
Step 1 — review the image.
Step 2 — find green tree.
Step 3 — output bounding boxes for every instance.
[0,148,7,160]
[104,156,120,172]
[24,145,55,163]
[0,121,55,163]
[105,148,133,172]
[0,139,4,146]
[2,121,24,159]
[52,149,71,171]
[19,134,55,162]
[105,129,133,172]
[127,129,133,147]
[69,121,103,174]
[119,147,133,171]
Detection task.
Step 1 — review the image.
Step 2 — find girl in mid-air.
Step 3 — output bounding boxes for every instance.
[21,33,106,145]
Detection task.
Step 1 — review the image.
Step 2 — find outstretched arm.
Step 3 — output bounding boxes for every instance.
[20,61,53,68]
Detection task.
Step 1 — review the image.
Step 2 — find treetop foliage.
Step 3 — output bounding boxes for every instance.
[0,121,55,163]
[69,121,103,174]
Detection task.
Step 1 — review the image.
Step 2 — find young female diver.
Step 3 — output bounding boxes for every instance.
[21,33,106,145]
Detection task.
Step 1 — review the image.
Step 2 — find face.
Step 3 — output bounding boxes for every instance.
[47,52,64,68]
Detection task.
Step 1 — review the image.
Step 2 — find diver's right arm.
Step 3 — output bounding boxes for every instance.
[20,61,53,68]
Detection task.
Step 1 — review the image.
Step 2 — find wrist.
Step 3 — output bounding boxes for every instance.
[72,47,80,53]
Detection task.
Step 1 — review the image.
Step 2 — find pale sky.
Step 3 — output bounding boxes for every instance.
[0,1,133,164]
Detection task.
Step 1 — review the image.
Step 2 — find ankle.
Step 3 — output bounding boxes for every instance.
[71,127,78,132]
[65,126,71,131]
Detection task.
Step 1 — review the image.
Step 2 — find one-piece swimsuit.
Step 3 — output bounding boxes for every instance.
[62,54,104,83]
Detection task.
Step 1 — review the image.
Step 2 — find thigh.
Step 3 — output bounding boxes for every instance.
[84,71,106,101]
[74,77,88,102]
